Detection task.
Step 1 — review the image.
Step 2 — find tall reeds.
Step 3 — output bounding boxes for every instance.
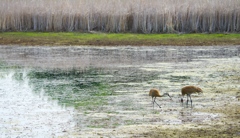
[0,0,240,33]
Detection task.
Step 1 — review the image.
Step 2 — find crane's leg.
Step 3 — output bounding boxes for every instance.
[186,94,189,106]
[181,96,184,106]
[153,97,161,108]
[189,95,193,107]
[152,97,154,109]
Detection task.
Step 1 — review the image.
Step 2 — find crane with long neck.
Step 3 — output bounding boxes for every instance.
[149,88,172,108]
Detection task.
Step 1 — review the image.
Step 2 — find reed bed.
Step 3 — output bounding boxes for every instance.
[0,0,240,33]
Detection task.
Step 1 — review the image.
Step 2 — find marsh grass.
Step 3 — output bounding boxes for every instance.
[1,0,240,33]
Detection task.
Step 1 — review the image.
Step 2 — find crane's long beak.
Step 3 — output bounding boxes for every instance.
[168,94,173,100]
[198,91,203,95]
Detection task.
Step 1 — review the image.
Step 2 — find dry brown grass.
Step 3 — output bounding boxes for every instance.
[1,0,240,33]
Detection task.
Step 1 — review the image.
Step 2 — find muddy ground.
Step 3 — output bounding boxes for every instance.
[0,46,239,137]
[73,58,240,138]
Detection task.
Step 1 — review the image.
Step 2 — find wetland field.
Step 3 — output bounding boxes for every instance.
[0,45,239,137]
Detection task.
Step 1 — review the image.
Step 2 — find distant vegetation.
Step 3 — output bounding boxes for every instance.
[1,0,240,33]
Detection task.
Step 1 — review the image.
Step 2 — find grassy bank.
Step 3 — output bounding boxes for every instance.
[0,32,240,46]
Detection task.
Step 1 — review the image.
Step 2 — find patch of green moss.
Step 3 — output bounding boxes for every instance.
[27,68,113,108]
[170,75,191,82]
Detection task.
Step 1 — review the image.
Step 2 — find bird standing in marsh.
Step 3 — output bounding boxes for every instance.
[181,85,203,107]
[149,88,172,108]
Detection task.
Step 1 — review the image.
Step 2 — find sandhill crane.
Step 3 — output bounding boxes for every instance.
[181,85,203,107]
[149,88,172,108]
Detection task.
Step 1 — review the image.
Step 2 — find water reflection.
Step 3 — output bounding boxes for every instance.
[0,69,76,137]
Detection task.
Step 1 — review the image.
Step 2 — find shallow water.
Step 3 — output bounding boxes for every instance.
[0,45,239,137]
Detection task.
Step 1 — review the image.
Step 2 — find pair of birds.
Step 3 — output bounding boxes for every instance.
[149,85,203,108]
